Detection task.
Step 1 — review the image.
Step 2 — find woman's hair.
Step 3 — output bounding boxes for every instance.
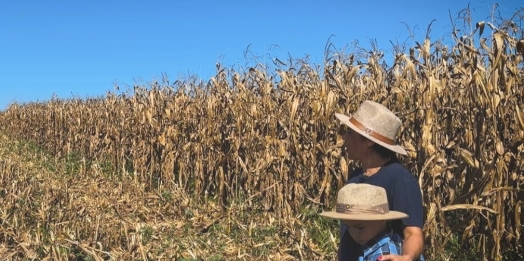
[372,143,399,164]
[356,133,400,164]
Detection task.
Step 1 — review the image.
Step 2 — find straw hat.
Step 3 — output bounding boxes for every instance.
[320,183,408,221]
[335,100,407,155]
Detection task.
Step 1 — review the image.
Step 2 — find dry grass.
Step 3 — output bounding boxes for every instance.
[0,133,339,260]
[1,6,523,261]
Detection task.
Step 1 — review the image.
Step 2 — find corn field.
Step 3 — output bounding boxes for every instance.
[1,8,524,261]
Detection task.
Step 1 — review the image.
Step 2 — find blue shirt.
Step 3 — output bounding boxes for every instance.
[359,230,402,261]
[338,162,425,261]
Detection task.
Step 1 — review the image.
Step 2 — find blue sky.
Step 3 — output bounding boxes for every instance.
[0,1,521,110]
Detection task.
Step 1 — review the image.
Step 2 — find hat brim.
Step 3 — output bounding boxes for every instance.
[335,113,407,155]
[319,210,408,221]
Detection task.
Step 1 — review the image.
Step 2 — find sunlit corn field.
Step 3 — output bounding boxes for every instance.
[1,7,523,261]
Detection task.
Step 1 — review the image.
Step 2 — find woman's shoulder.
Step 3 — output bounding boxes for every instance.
[373,162,419,188]
[383,161,409,171]
[382,162,415,177]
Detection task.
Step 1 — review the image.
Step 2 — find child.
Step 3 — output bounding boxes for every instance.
[320,183,408,261]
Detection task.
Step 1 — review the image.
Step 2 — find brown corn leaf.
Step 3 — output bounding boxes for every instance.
[441,204,498,214]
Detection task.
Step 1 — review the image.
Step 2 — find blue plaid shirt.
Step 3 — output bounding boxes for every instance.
[359,230,401,261]
[357,230,425,261]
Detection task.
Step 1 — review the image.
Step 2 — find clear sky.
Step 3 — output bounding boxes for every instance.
[0,1,521,110]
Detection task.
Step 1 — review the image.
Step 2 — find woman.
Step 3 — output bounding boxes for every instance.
[335,100,425,261]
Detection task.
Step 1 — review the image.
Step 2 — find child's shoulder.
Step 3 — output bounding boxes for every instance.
[365,232,403,260]
[380,232,403,254]
[366,232,426,261]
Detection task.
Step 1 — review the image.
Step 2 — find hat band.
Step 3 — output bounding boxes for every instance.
[336,203,389,214]
[349,117,395,145]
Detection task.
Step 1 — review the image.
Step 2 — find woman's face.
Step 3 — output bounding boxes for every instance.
[338,124,369,160]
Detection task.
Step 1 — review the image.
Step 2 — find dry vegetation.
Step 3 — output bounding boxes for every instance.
[1,7,524,261]
[0,133,333,260]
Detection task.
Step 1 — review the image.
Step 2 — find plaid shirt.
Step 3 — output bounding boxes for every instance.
[357,229,426,261]
[358,230,402,261]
